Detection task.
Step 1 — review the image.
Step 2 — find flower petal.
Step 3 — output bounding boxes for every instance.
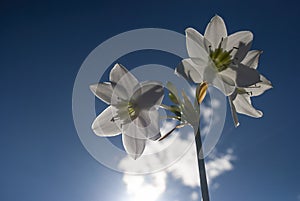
[232,41,252,64]
[89,82,113,104]
[233,93,263,118]
[211,74,235,96]
[110,63,138,85]
[132,81,164,110]
[122,109,161,140]
[92,106,121,136]
[245,74,272,96]
[226,31,253,51]
[235,64,261,88]
[228,95,240,127]
[185,28,209,57]
[181,91,199,128]
[175,58,204,83]
[138,110,161,140]
[241,50,262,69]
[122,133,146,160]
[204,15,228,49]
[166,81,180,103]
[109,63,139,105]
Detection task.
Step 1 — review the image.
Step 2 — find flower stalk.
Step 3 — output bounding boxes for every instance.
[195,128,210,201]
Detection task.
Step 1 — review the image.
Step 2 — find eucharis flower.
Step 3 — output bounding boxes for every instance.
[176,15,261,96]
[90,63,164,159]
[228,50,272,127]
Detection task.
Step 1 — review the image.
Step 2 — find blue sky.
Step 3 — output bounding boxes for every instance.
[1,0,300,201]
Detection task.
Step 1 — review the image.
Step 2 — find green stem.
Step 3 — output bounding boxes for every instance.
[195,128,210,201]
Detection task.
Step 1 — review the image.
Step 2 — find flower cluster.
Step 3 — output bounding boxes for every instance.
[176,15,272,127]
[90,15,272,159]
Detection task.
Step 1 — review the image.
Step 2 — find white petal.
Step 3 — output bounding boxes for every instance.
[92,106,121,136]
[228,95,240,127]
[185,28,209,57]
[245,74,272,96]
[122,109,161,140]
[166,81,180,101]
[226,31,253,51]
[110,63,138,84]
[235,64,261,87]
[204,15,227,49]
[138,110,161,140]
[181,91,199,127]
[232,42,252,64]
[132,81,164,110]
[122,133,146,160]
[109,63,139,105]
[221,75,236,95]
[89,82,113,104]
[219,67,237,80]
[233,93,263,118]
[211,74,235,96]
[175,58,204,83]
[241,50,262,69]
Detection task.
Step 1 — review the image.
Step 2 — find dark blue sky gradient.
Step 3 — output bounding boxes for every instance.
[1,0,299,201]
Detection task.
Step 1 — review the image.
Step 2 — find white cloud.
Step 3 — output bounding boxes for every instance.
[123,172,167,201]
[118,97,232,201]
[119,122,235,201]
[190,191,198,201]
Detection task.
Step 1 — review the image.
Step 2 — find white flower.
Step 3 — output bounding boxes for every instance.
[228,50,272,127]
[176,15,261,96]
[90,63,164,159]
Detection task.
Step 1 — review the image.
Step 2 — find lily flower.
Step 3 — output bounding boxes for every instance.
[176,15,261,96]
[90,63,164,159]
[228,50,272,127]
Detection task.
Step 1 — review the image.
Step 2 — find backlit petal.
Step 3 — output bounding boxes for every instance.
[89,82,113,104]
[186,28,209,57]
[233,94,263,118]
[204,15,228,49]
[92,106,121,136]
[241,50,262,69]
[122,133,146,160]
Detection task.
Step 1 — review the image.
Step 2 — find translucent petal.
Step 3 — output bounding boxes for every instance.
[122,109,161,140]
[185,28,209,57]
[89,82,113,104]
[110,64,139,105]
[245,75,272,96]
[109,63,138,85]
[235,64,261,88]
[226,31,253,51]
[241,50,262,69]
[132,81,164,110]
[92,106,121,136]
[232,42,252,64]
[181,91,199,128]
[166,81,180,104]
[138,110,161,140]
[204,15,228,49]
[233,93,263,118]
[175,58,204,83]
[122,132,146,160]
[228,95,240,127]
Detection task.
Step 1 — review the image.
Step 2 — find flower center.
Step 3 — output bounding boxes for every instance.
[127,102,138,120]
[209,39,233,72]
[112,100,139,124]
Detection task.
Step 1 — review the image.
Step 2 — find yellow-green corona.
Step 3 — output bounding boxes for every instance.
[209,41,233,72]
